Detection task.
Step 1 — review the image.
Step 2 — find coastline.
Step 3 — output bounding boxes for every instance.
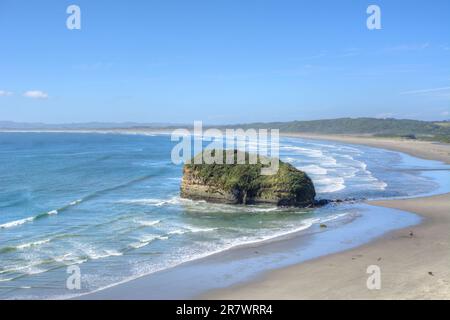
[2,130,449,299]
[203,134,450,299]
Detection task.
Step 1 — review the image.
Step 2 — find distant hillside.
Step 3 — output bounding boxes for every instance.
[0,121,179,130]
[225,118,450,142]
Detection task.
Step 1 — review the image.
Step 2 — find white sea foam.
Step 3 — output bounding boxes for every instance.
[53,253,89,265]
[129,235,169,249]
[168,226,218,235]
[62,257,88,265]
[284,144,338,166]
[88,250,123,260]
[218,218,322,249]
[129,241,150,249]
[374,181,388,190]
[314,177,346,193]
[221,212,351,250]
[121,198,162,205]
[282,145,325,158]
[16,239,51,250]
[0,217,34,229]
[168,229,186,235]
[298,164,328,175]
[283,157,297,164]
[0,199,85,232]
[1,261,49,276]
[356,177,388,190]
[122,196,183,207]
[137,220,161,227]
[186,226,218,233]
[26,267,48,275]
[282,142,393,194]
[319,212,351,223]
[179,199,282,214]
[70,199,83,206]
[246,207,279,213]
[139,234,162,242]
[53,253,73,263]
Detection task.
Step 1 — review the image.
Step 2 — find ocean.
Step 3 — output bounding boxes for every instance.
[0,132,449,299]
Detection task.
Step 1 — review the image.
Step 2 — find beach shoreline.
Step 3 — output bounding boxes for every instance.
[3,130,449,300]
[203,134,450,300]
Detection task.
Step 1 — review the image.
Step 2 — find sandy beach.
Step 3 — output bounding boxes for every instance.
[204,134,450,300]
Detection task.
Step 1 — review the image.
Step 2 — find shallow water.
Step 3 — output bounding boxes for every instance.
[0,133,449,299]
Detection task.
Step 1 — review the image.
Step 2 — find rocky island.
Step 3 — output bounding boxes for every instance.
[180,149,316,207]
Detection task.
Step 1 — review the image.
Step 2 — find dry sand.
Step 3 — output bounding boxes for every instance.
[205,135,450,300]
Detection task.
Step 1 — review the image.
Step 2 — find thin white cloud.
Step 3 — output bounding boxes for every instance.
[298,49,360,61]
[297,51,328,61]
[339,48,361,58]
[23,90,48,99]
[0,90,13,97]
[383,43,430,53]
[73,62,113,71]
[400,86,450,95]
[441,111,449,116]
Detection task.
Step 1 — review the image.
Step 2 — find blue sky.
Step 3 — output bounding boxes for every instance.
[0,0,449,124]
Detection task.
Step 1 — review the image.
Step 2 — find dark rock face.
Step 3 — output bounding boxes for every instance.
[180,149,316,207]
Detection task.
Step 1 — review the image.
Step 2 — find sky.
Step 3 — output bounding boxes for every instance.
[0,0,449,124]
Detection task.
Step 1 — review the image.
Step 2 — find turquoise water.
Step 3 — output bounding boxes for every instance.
[0,133,449,299]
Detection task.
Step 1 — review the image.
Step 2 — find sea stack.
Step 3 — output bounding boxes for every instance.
[180,149,316,207]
